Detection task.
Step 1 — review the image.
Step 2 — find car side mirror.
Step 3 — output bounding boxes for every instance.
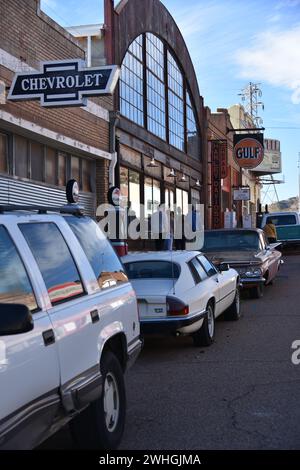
[219,263,230,272]
[0,304,34,336]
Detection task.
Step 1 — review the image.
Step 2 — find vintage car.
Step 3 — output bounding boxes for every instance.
[202,228,283,299]
[122,251,241,347]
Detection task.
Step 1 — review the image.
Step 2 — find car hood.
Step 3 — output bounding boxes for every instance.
[205,250,262,266]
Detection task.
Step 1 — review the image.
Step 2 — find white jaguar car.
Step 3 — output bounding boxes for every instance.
[122,251,241,347]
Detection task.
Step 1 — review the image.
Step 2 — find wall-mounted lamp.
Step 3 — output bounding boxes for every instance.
[179,174,187,183]
[147,157,158,168]
[167,168,176,178]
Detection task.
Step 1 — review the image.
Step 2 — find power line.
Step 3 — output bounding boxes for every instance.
[264,127,300,130]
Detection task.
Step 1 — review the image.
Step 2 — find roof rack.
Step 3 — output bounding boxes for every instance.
[0,204,84,216]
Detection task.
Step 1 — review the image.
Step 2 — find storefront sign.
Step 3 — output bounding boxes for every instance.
[8,60,120,107]
[211,141,222,229]
[220,141,228,179]
[233,187,251,201]
[233,134,264,169]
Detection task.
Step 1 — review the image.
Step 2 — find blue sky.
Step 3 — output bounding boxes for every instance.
[41,0,300,202]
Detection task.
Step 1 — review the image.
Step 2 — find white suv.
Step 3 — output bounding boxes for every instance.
[0,204,141,450]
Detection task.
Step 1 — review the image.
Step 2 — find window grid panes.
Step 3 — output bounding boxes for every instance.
[146,34,166,140]
[120,35,144,127]
[167,51,185,151]
[119,33,200,157]
[186,91,200,158]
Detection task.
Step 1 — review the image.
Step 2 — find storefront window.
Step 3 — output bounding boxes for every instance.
[120,166,129,208]
[0,133,8,174]
[165,188,175,212]
[82,159,92,192]
[71,156,80,184]
[15,135,28,178]
[144,177,153,219]
[58,152,67,187]
[176,188,189,215]
[45,147,56,185]
[129,170,140,218]
[30,142,44,182]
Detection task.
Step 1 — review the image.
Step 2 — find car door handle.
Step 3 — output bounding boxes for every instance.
[90,309,100,324]
[42,329,55,347]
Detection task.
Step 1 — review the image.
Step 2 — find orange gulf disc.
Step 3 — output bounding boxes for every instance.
[234,137,264,169]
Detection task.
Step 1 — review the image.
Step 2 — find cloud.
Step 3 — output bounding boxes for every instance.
[236,24,300,104]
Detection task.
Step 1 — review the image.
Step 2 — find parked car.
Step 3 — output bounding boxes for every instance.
[202,228,282,299]
[0,203,141,450]
[260,212,300,247]
[122,251,240,347]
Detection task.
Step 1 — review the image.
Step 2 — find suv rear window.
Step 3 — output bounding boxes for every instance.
[19,223,84,305]
[124,261,180,279]
[0,225,37,311]
[66,217,128,289]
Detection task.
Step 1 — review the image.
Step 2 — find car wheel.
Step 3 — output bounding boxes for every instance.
[224,287,241,321]
[192,302,215,347]
[70,351,126,450]
[250,284,264,299]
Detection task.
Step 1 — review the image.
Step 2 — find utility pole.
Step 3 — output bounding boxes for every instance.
[238,82,264,127]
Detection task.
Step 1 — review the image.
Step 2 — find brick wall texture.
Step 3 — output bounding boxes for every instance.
[0,0,112,153]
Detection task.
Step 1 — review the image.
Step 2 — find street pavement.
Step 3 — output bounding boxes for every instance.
[41,254,300,450]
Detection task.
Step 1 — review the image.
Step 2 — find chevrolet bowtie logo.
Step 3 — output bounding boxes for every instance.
[8,60,120,107]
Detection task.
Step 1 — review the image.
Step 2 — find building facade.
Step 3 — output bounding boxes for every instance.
[105,0,205,247]
[0,0,114,214]
[205,107,242,229]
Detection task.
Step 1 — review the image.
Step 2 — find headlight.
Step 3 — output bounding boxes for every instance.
[244,267,263,278]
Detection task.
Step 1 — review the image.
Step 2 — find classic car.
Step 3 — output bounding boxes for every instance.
[122,251,240,347]
[202,229,283,299]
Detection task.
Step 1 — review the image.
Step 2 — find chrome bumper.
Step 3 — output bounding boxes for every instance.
[140,310,207,334]
[240,277,265,288]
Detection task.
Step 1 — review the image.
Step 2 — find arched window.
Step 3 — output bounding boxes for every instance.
[119,33,201,159]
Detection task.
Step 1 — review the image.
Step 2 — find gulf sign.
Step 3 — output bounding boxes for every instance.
[233,134,264,169]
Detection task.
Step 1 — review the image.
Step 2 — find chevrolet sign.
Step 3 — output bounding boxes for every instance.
[8,59,120,107]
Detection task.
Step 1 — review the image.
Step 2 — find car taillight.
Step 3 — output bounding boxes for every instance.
[166,296,189,316]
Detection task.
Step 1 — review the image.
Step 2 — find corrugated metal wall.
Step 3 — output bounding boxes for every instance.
[0,176,96,216]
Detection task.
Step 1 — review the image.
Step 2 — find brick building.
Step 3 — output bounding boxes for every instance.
[0,0,114,214]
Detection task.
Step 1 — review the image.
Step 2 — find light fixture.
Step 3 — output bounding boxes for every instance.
[167,168,176,178]
[147,157,158,168]
[195,179,201,188]
[179,174,187,183]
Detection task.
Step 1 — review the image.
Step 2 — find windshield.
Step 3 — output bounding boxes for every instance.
[124,261,180,279]
[203,231,260,252]
[266,215,296,226]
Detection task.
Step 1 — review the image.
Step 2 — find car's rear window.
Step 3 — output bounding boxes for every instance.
[266,215,296,226]
[124,261,180,279]
[66,216,128,290]
[203,231,260,251]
